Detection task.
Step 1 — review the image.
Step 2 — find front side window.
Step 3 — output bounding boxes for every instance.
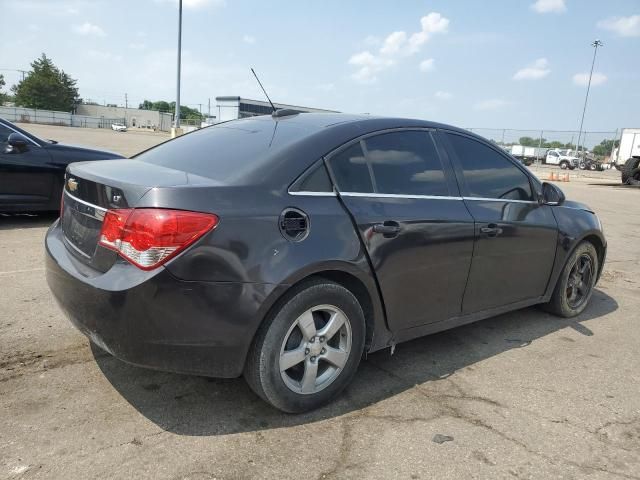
[364,131,448,196]
[446,133,533,201]
[329,142,373,193]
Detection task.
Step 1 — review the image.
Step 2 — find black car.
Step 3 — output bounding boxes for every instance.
[0,118,123,212]
[45,113,606,412]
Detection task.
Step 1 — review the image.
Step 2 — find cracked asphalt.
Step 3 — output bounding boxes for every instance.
[0,128,638,479]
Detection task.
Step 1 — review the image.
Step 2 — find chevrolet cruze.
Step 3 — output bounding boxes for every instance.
[45,112,606,412]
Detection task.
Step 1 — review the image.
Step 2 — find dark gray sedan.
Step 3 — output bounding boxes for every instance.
[45,113,606,412]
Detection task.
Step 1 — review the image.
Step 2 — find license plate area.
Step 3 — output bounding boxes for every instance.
[61,191,106,259]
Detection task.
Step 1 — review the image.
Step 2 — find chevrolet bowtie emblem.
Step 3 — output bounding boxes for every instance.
[67,178,78,192]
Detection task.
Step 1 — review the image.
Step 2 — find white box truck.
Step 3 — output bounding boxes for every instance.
[615,128,640,184]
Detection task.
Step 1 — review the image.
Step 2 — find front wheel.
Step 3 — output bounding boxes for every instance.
[560,161,569,170]
[542,241,599,318]
[244,279,366,413]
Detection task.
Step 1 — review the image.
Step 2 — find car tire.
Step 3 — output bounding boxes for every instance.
[542,241,599,318]
[244,279,366,413]
[621,157,640,184]
[560,161,568,170]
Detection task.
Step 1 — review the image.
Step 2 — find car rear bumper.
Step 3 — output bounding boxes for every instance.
[45,219,285,378]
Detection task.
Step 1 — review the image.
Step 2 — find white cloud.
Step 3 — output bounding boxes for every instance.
[598,15,640,37]
[128,42,146,50]
[513,58,550,80]
[531,0,566,13]
[380,31,408,55]
[348,51,394,84]
[73,22,105,37]
[348,12,449,83]
[572,72,607,87]
[419,58,435,72]
[242,35,256,44]
[435,91,453,100]
[474,99,510,110]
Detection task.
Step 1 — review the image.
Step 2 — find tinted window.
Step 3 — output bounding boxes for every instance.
[292,162,333,192]
[446,133,533,201]
[329,142,373,193]
[0,124,12,145]
[139,117,315,183]
[364,131,448,196]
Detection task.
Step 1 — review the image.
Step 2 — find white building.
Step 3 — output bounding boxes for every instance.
[76,104,173,131]
[214,97,338,123]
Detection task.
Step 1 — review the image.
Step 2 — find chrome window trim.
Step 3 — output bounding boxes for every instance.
[2,122,41,147]
[288,190,337,197]
[339,192,463,201]
[63,189,107,213]
[462,196,538,204]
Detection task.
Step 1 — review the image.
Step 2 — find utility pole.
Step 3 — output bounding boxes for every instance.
[575,39,603,156]
[125,93,128,109]
[208,98,211,118]
[172,0,183,137]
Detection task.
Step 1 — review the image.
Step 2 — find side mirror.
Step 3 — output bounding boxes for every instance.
[6,133,29,153]
[541,182,565,206]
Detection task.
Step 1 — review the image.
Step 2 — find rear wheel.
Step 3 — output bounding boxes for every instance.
[543,241,598,318]
[244,279,365,413]
[621,157,640,184]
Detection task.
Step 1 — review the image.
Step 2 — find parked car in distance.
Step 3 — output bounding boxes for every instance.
[111,123,127,132]
[0,118,124,212]
[45,112,606,412]
[545,149,578,169]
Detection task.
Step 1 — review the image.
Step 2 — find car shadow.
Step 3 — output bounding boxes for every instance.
[92,288,617,436]
[0,212,58,230]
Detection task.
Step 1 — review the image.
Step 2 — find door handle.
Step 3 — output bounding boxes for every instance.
[480,224,503,237]
[373,221,401,237]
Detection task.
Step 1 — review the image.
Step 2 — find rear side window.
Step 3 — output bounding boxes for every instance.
[329,142,374,193]
[364,131,448,196]
[446,133,533,201]
[290,162,333,192]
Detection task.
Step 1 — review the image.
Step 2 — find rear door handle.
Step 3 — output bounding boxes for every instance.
[373,221,401,237]
[480,224,503,237]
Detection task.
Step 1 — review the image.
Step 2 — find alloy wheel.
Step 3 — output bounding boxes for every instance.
[566,254,594,309]
[279,304,352,395]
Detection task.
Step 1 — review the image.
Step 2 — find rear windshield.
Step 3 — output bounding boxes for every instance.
[137,117,313,183]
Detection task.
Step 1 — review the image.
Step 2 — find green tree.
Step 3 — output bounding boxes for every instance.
[0,74,6,104]
[12,54,80,111]
[139,99,203,120]
[592,138,619,157]
[518,136,544,147]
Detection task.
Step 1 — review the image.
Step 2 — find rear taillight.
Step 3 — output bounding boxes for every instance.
[98,208,218,270]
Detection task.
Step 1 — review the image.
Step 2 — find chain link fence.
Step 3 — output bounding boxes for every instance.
[0,106,124,129]
[466,128,619,162]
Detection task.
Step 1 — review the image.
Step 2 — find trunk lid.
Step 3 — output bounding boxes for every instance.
[61,159,219,270]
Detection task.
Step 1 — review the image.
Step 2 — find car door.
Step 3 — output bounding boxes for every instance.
[0,126,55,207]
[327,129,475,332]
[440,130,558,314]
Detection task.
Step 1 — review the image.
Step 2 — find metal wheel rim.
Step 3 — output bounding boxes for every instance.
[566,253,594,309]
[279,304,352,395]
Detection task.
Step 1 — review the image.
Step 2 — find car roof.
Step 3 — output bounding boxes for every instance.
[224,112,475,186]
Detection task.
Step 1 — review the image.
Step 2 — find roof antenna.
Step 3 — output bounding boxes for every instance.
[251,68,276,113]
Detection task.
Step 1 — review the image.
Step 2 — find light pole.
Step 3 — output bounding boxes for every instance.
[575,39,603,156]
[173,0,183,137]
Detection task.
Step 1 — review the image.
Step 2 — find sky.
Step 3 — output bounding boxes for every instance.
[1,0,639,135]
